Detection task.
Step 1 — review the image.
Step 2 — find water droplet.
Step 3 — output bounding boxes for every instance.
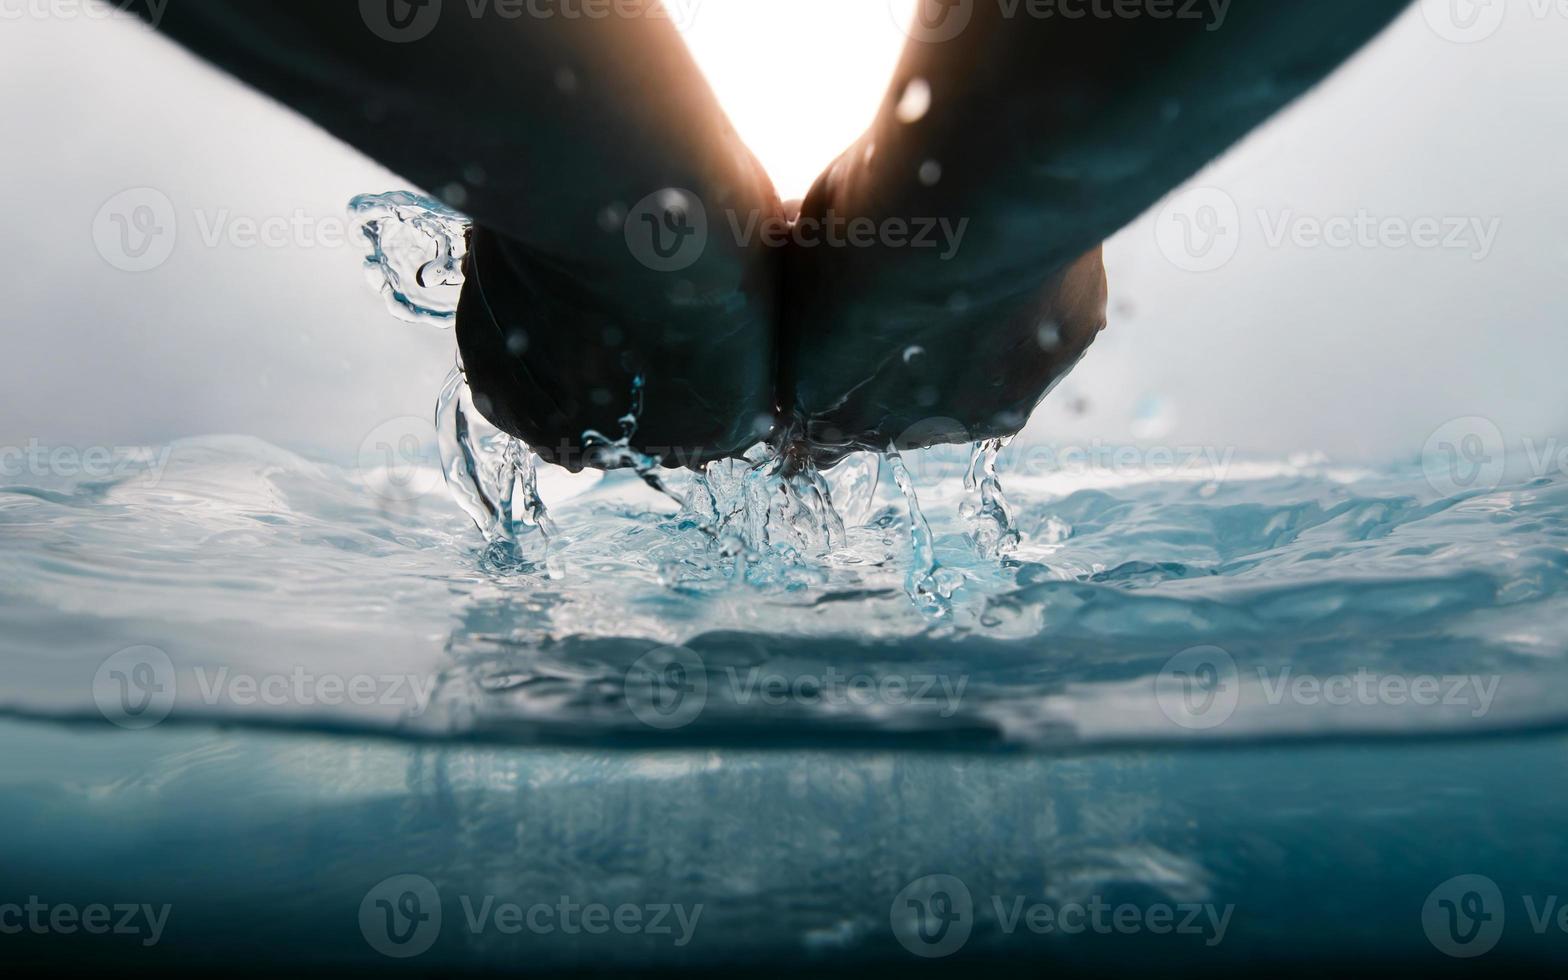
[597,203,626,233]
[895,77,932,124]
[1131,396,1175,440]
[903,345,926,364]
[1037,320,1062,350]
[554,66,580,94]
[917,160,943,186]
[506,330,529,356]
[439,182,469,209]
[946,291,971,315]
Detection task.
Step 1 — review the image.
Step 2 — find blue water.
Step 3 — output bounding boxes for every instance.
[5,431,1568,971]
[4,436,1567,750]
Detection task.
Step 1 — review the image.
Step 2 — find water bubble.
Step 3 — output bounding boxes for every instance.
[895,77,932,124]
[917,160,943,187]
[903,345,926,365]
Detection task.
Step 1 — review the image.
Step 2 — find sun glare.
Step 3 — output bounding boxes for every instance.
[674,0,918,200]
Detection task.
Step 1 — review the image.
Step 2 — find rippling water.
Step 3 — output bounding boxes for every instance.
[4,432,1566,751]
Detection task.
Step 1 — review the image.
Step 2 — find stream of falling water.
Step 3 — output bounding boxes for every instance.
[351,191,1018,611]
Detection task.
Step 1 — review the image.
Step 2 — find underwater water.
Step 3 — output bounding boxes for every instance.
[4,193,1567,972]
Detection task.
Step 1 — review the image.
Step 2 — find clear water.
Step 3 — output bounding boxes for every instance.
[7,193,1568,971]
[5,406,1568,750]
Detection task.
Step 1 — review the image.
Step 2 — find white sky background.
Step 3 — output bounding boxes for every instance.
[0,1,1564,466]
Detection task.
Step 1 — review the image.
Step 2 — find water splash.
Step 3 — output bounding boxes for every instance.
[889,447,952,617]
[581,376,686,508]
[351,190,1005,610]
[436,362,557,566]
[963,437,1021,559]
[349,190,469,326]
